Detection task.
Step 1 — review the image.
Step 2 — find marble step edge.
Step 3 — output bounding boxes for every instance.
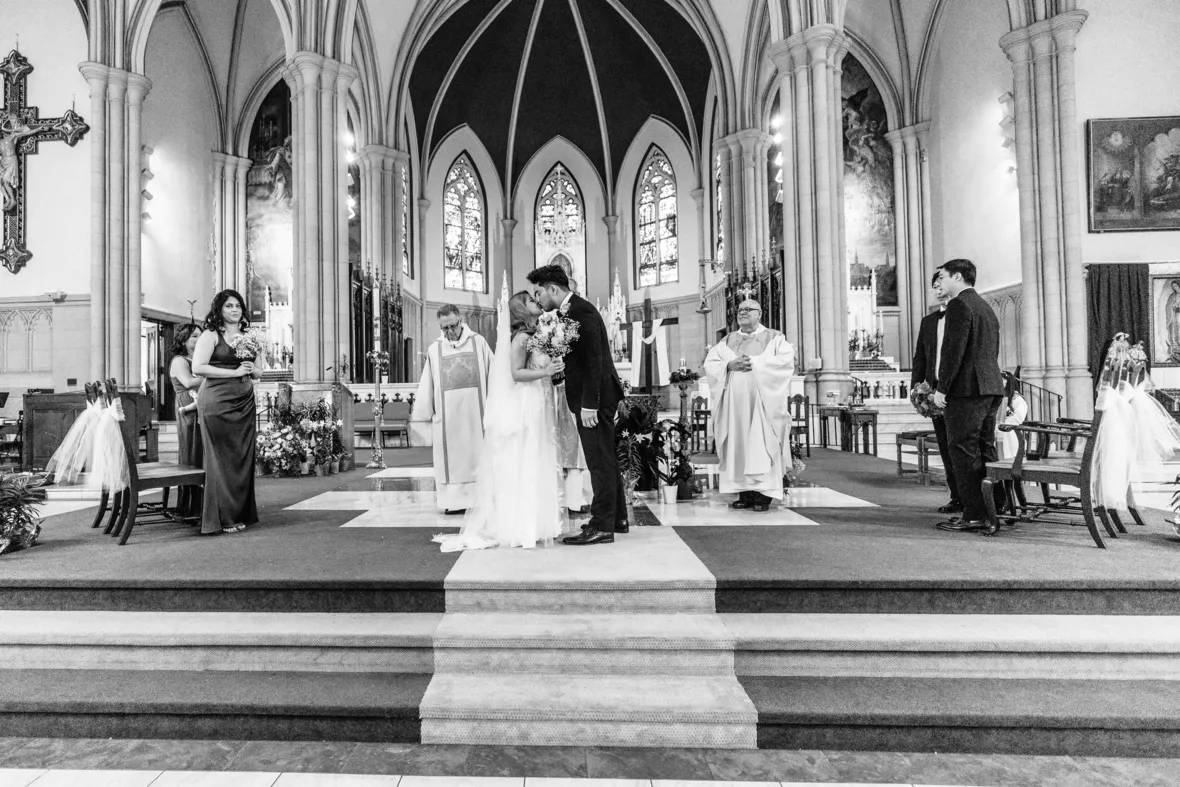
[720,613,1180,653]
[421,719,757,749]
[444,579,716,590]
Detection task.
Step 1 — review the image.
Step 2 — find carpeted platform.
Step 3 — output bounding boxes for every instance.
[5,448,1180,614]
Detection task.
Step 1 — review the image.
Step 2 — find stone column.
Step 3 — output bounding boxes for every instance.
[884,129,912,356]
[769,45,802,352]
[284,52,357,382]
[77,63,152,386]
[714,141,735,267]
[391,150,409,283]
[1000,9,1089,415]
[602,214,620,289]
[235,156,250,296]
[80,63,109,380]
[787,39,817,365]
[500,218,518,291]
[830,38,851,359]
[212,151,251,292]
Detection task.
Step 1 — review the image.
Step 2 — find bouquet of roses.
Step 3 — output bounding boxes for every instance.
[231,328,268,361]
[527,311,580,382]
[909,381,944,418]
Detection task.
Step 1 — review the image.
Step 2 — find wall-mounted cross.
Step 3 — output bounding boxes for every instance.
[1,49,89,274]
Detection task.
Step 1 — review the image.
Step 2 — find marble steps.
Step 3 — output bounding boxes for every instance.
[724,613,1180,680]
[0,668,426,742]
[0,611,438,673]
[741,675,1180,756]
[419,673,758,748]
[432,613,735,675]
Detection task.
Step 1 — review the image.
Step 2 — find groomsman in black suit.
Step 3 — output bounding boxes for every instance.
[911,272,961,515]
[930,259,1006,532]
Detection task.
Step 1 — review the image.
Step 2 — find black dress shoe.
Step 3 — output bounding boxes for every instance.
[562,529,615,545]
[444,509,467,515]
[979,519,1001,536]
[729,500,753,509]
[937,519,986,532]
[615,523,629,534]
[937,501,964,514]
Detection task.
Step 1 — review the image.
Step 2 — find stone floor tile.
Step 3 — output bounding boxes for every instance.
[150,771,281,787]
[525,779,647,787]
[0,770,47,787]
[457,746,588,778]
[398,777,521,787]
[908,753,1089,787]
[28,769,161,787]
[227,742,359,774]
[585,748,715,781]
[1068,755,1180,787]
[272,775,403,786]
[822,751,938,784]
[0,742,37,769]
[345,744,473,777]
[107,739,245,772]
[701,749,840,782]
[0,738,140,770]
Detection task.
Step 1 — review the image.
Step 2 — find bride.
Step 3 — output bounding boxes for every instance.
[433,288,569,551]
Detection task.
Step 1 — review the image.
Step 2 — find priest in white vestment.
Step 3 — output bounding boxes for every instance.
[412,305,494,513]
[703,299,796,511]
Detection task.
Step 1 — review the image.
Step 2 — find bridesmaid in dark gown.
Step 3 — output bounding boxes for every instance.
[192,290,260,535]
[169,324,204,516]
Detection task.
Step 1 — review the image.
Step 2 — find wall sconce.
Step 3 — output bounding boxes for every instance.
[999,92,1016,150]
[45,290,66,303]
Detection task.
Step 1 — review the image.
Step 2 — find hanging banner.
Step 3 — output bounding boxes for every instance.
[628,318,671,388]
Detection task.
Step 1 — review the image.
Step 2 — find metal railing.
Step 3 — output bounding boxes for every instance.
[1014,377,1063,426]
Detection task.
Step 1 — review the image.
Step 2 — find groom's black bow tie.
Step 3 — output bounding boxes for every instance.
[935,311,946,320]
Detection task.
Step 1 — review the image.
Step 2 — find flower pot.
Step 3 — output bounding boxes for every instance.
[340,455,353,471]
[255,461,268,477]
[329,460,340,474]
[300,461,310,476]
[314,464,327,477]
[677,480,693,500]
[661,484,678,504]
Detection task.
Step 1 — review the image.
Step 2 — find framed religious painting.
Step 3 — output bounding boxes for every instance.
[1149,274,1180,366]
[1087,116,1180,232]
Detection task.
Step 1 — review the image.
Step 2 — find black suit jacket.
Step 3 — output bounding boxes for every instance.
[937,288,1005,398]
[911,309,943,388]
[562,293,624,414]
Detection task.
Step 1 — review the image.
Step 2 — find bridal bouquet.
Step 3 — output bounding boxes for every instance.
[231,328,268,361]
[528,312,579,381]
[909,381,943,418]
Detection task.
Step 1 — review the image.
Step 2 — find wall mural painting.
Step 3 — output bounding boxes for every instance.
[1150,275,1180,367]
[841,54,896,307]
[1088,116,1180,232]
[246,81,293,328]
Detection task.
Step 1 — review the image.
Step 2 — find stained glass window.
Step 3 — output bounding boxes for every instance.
[636,146,678,287]
[401,162,412,278]
[443,153,485,293]
[715,150,724,264]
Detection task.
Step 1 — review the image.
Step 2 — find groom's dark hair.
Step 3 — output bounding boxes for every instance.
[527,264,570,291]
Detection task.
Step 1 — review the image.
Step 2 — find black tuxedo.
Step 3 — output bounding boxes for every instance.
[938,288,1004,522]
[561,293,626,533]
[911,308,958,504]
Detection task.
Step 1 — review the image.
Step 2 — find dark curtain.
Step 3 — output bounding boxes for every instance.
[1086,263,1151,385]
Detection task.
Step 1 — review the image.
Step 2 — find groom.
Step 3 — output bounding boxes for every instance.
[528,264,627,546]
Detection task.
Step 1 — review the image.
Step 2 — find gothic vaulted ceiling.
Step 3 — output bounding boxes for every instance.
[409,0,713,200]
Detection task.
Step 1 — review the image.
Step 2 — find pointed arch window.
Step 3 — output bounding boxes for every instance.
[535,163,584,259]
[443,154,485,292]
[401,160,413,278]
[635,146,678,287]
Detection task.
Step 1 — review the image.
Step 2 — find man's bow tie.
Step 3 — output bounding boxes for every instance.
[935,311,946,320]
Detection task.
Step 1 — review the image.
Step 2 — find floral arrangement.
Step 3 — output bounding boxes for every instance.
[0,473,47,555]
[366,349,390,373]
[616,429,646,494]
[231,327,268,361]
[909,381,944,418]
[256,424,308,475]
[528,312,580,363]
[256,397,346,475]
[669,368,701,385]
[653,419,695,488]
[784,438,807,488]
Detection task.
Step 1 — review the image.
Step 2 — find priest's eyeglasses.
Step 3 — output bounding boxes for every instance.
[736,307,761,315]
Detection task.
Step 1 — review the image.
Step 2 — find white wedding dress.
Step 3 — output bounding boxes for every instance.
[433,312,568,551]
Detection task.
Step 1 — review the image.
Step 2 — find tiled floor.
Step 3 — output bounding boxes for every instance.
[285,467,876,529]
[2,741,1178,786]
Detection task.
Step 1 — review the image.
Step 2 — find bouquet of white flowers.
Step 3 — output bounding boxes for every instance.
[231,328,267,361]
[527,311,580,382]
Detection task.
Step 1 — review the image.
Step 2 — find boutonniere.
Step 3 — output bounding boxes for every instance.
[559,299,571,316]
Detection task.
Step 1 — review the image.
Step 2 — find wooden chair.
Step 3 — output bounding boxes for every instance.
[896,429,937,484]
[789,394,811,457]
[89,380,205,545]
[353,399,377,448]
[380,401,412,448]
[690,396,711,453]
[982,348,1148,548]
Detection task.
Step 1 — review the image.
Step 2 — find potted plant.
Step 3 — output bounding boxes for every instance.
[616,429,644,521]
[654,420,695,503]
[0,473,47,555]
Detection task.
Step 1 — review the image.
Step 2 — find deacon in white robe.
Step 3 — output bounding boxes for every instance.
[703,299,796,510]
[412,308,494,513]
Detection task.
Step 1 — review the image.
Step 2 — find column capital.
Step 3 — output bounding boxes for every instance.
[418,197,431,211]
[690,187,705,206]
[800,24,840,60]
[500,217,518,234]
[602,214,619,236]
[998,28,1033,63]
[78,62,111,88]
[125,72,152,103]
[1049,9,1087,48]
[361,144,402,171]
[335,62,359,93]
[767,40,793,73]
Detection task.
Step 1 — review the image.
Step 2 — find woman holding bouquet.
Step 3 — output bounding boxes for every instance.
[434,290,568,551]
[192,289,260,535]
[169,324,204,516]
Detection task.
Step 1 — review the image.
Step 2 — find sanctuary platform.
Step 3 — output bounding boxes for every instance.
[4,449,1180,759]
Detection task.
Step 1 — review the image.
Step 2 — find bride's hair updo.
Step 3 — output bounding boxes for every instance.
[508,291,536,338]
